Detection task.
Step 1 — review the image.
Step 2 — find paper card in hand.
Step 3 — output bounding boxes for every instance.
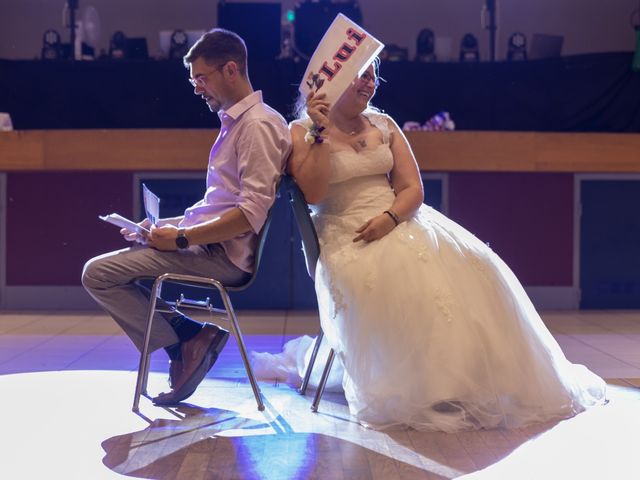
[299,14,384,107]
[99,213,150,234]
[142,183,160,225]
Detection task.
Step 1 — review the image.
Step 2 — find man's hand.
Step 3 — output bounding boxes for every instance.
[353,214,396,243]
[147,224,180,251]
[120,218,151,243]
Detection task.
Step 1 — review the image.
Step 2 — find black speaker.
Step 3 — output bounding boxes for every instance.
[218,2,281,61]
[294,1,363,59]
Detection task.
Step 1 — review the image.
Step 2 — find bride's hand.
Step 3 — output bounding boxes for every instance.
[307,92,331,128]
[353,214,396,243]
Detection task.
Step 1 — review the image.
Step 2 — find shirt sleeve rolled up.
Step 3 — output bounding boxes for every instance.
[234,118,291,234]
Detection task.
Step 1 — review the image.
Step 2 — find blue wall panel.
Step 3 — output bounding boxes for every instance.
[581,180,640,308]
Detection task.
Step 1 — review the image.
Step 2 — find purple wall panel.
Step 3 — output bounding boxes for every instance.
[448,173,573,286]
[6,172,133,286]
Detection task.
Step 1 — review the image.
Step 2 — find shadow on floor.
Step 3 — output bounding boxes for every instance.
[102,404,449,479]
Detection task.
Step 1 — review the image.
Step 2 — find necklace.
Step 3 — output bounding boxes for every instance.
[333,115,368,150]
[335,116,365,137]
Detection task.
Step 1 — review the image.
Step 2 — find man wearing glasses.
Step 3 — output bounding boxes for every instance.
[82,29,291,405]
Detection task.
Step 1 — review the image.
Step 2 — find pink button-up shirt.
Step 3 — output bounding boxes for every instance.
[181,91,291,272]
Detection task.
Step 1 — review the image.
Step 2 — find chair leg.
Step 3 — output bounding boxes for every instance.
[298,329,324,395]
[132,278,163,412]
[311,348,335,413]
[220,291,265,411]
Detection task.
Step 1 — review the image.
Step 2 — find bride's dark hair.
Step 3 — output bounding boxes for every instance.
[293,57,383,120]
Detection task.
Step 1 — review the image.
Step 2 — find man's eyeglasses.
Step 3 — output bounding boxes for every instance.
[188,62,228,88]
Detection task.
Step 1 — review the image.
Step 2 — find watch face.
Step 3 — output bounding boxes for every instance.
[176,234,189,249]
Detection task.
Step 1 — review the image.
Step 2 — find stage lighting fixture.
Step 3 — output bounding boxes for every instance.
[459,33,479,62]
[507,32,527,61]
[278,8,297,60]
[278,24,295,60]
[170,30,189,60]
[415,29,436,62]
[286,9,295,23]
[109,31,127,59]
[41,29,62,60]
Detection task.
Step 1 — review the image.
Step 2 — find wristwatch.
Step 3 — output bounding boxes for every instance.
[175,228,189,249]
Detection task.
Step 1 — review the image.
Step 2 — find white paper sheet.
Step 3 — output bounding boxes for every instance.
[142,183,160,226]
[99,213,150,234]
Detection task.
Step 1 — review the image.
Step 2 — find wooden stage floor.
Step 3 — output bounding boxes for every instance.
[0,310,638,479]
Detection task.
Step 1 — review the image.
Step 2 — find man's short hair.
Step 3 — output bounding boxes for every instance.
[183,28,248,76]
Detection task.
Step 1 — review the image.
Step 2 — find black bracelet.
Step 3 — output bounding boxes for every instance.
[384,210,400,226]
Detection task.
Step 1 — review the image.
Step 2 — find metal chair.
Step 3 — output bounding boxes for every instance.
[132,184,282,413]
[283,175,334,412]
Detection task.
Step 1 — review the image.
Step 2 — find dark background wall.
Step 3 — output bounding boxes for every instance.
[2,53,638,132]
[1,0,638,60]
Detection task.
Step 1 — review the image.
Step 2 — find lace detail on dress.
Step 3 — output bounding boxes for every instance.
[290,111,392,143]
[395,223,433,263]
[316,221,356,318]
[434,287,455,322]
[363,110,392,144]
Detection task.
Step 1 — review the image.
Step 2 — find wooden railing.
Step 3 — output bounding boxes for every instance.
[1,130,639,172]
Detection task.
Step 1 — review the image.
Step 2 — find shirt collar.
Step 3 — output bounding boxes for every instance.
[218,91,263,125]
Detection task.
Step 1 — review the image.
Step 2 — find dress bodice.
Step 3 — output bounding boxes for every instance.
[303,111,397,217]
[314,145,396,217]
[328,144,393,184]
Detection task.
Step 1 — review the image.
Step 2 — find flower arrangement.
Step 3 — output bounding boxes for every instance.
[402,111,455,132]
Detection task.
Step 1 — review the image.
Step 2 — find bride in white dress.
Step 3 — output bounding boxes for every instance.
[266,62,605,432]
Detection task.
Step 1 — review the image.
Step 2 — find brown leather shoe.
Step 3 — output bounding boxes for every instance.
[168,360,182,389]
[153,323,229,405]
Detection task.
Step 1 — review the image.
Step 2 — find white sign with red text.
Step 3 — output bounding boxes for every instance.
[299,14,384,106]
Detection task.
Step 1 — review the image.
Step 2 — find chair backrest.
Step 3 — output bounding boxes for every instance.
[283,175,320,281]
[229,177,281,292]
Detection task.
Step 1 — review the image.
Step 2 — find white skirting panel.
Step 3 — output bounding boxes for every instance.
[1,285,579,311]
[524,286,580,310]
[2,286,99,310]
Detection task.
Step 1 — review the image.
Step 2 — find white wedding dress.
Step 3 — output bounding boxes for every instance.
[254,111,606,432]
